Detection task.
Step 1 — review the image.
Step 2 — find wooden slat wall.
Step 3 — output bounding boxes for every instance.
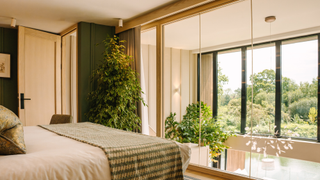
[77,22,115,122]
[200,54,213,108]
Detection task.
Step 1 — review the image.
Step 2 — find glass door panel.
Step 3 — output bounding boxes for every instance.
[163,15,202,165]
[141,28,157,136]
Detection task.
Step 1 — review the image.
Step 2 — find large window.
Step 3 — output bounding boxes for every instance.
[217,49,242,133]
[247,45,276,135]
[281,37,318,139]
[199,35,319,139]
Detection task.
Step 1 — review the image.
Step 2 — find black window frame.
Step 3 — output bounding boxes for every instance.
[197,33,320,142]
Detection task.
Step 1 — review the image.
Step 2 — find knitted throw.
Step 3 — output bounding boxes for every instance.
[39,122,183,180]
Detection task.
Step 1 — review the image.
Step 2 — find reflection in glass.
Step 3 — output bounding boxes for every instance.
[160,0,319,178]
[163,15,202,165]
[199,0,251,171]
[141,28,157,136]
[245,151,320,179]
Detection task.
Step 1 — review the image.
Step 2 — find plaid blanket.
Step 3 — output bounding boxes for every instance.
[39,122,183,180]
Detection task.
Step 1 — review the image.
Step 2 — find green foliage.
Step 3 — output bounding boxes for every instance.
[282,77,298,94]
[282,89,304,107]
[247,69,275,102]
[245,101,275,133]
[281,123,317,138]
[217,64,229,97]
[308,107,317,123]
[217,64,318,139]
[228,98,241,107]
[165,102,235,160]
[86,36,146,131]
[165,112,179,140]
[218,99,241,132]
[299,79,317,98]
[254,91,275,106]
[291,114,305,124]
[288,97,317,120]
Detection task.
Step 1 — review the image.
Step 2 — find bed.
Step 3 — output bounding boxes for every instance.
[0,123,191,180]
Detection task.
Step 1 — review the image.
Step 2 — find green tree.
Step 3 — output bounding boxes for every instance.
[234,88,241,98]
[299,79,317,98]
[218,65,229,97]
[288,97,317,120]
[87,36,146,131]
[247,69,275,102]
[282,77,298,94]
[282,89,304,107]
[220,88,232,106]
[254,91,275,106]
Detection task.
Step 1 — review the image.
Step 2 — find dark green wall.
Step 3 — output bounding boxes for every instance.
[0,28,18,115]
[77,22,115,122]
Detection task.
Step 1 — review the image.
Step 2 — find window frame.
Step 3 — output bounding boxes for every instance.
[197,33,320,142]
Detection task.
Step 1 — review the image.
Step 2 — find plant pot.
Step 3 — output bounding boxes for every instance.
[183,142,192,148]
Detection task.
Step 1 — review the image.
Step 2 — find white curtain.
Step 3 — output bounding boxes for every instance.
[140,50,149,135]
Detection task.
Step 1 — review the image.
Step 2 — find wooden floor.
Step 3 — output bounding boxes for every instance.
[185,169,228,180]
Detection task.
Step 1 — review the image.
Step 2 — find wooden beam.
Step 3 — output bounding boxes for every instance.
[60,24,78,37]
[116,0,212,34]
[156,24,163,138]
[142,0,240,29]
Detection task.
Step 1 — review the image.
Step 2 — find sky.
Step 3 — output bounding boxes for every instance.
[218,39,318,92]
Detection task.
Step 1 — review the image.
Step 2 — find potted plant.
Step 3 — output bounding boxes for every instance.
[86,35,146,132]
[165,101,235,162]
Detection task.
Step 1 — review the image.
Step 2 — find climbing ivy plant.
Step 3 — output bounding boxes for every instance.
[87,35,146,131]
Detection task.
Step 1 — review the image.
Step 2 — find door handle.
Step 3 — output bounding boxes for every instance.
[20,93,31,109]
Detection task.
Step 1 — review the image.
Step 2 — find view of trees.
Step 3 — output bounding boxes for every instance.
[218,68,317,139]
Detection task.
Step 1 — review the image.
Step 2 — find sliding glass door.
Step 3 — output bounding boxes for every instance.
[141,28,157,136]
[163,15,203,165]
[158,0,320,179]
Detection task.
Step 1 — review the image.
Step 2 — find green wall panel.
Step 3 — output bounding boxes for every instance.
[78,22,115,122]
[0,28,18,115]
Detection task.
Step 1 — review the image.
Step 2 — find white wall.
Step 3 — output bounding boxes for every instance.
[163,47,172,122]
[163,47,197,122]
[141,44,157,134]
[61,31,77,122]
[171,48,181,121]
[142,45,197,126]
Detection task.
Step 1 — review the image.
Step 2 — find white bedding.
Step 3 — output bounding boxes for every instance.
[0,126,190,180]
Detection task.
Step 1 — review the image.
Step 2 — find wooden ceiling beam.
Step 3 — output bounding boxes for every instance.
[115,0,213,34]
[141,0,240,31]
